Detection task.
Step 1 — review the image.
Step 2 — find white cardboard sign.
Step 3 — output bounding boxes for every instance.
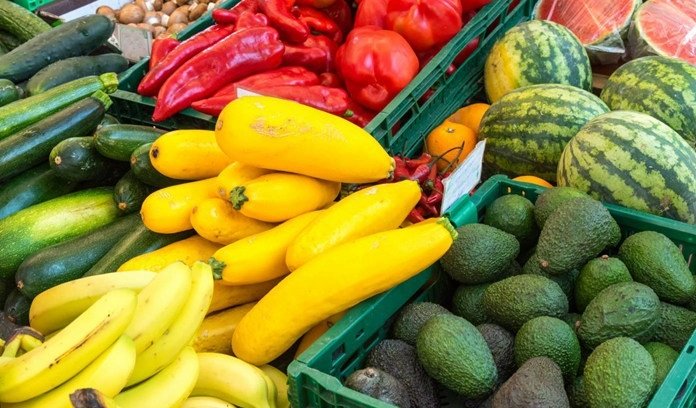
[441,139,486,213]
[235,87,263,98]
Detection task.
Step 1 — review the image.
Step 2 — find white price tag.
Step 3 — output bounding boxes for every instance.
[235,87,263,98]
[441,139,486,213]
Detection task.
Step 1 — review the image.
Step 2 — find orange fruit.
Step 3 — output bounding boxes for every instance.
[425,121,477,172]
[447,103,491,133]
[512,175,554,188]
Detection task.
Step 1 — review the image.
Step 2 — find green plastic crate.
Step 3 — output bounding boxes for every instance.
[287,175,696,408]
[12,0,50,12]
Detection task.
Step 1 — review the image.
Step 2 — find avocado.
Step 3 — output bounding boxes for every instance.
[483,274,568,331]
[416,314,497,399]
[484,194,538,248]
[523,253,579,301]
[567,376,589,408]
[453,284,490,325]
[618,231,695,305]
[577,282,660,349]
[391,302,450,346]
[477,323,516,383]
[643,342,679,391]
[653,302,696,350]
[536,197,621,275]
[491,357,570,408]
[344,367,412,408]
[574,255,632,312]
[514,316,581,381]
[534,187,589,229]
[440,223,520,284]
[365,339,438,408]
[584,337,655,408]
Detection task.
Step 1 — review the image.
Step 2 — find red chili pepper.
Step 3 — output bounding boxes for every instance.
[354,0,388,29]
[234,11,269,30]
[434,177,444,193]
[214,66,319,97]
[296,0,336,7]
[149,37,180,70]
[322,0,352,37]
[418,191,429,206]
[152,27,285,122]
[421,201,440,217]
[426,190,443,206]
[258,0,310,44]
[423,164,438,191]
[138,24,237,97]
[318,72,342,88]
[392,156,410,181]
[407,207,426,223]
[343,98,377,127]
[405,152,432,170]
[293,6,343,43]
[282,34,337,73]
[409,163,431,183]
[212,0,259,25]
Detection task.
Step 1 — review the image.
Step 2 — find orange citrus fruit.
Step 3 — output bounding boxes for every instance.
[425,121,477,172]
[447,103,491,133]
[512,175,554,188]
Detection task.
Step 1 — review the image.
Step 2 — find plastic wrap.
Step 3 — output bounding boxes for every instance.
[628,0,696,66]
[534,0,642,65]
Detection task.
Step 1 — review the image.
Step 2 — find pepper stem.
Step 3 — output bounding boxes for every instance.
[436,217,458,240]
[229,186,248,210]
[207,257,226,280]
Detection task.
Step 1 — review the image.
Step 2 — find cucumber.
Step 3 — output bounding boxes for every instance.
[98,114,120,130]
[0,30,21,51]
[94,124,166,161]
[0,0,51,43]
[0,73,118,141]
[4,289,30,325]
[0,187,120,278]
[130,142,182,187]
[27,54,128,95]
[83,220,193,277]
[0,79,19,107]
[0,164,79,220]
[0,92,110,181]
[114,171,152,214]
[0,15,114,83]
[15,214,140,298]
[49,136,129,182]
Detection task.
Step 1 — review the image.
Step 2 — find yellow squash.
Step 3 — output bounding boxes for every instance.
[231,218,457,365]
[209,278,282,314]
[215,96,394,183]
[230,172,339,223]
[191,197,276,245]
[150,130,231,180]
[212,211,323,286]
[216,162,273,201]
[118,235,221,272]
[192,302,256,354]
[286,180,421,271]
[294,311,346,358]
[140,178,218,233]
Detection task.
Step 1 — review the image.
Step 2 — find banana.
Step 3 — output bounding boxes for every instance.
[182,396,237,408]
[191,352,276,408]
[126,261,214,386]
[5,335,136,408]
[69,388,121,408]
[114,346,199,408]
[123,262,192,353]
[259,365,290,408]
[0,289,137,403]
[29,271,155,335]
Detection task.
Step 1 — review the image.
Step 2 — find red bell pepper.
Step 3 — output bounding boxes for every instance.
[354,0,388,28]
[336,26,419,111]
[294,6,342,43]
[211,0,258,25]
[462,0,491,14]
[296,0,336,7]
[258,0,310,44]
[453,37,480,67]
[138,24,237,96]
[282,34,337,73]
[322,0,353,36]
[149,37,180,70]
[385,0,463,52]
[343,99,377,127]
[234,11,269,30]
[318,72,342,88]
[418,47,455,73]
[213,66,319,97]
[152,27,285,122]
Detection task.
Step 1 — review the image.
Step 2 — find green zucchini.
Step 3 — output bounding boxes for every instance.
[0,164,79,220]
[0,30,21,51]
[0,91,110,181]
[0,79,19,107]
[0,187,119,278]
[94,124,166,161]
[130,142,182,187]
[15,214,140,298]
[0,41,7,55]
[83,220,193,277]
[114,171,152,214]
[0,0,51,43]
[27,54,129,95]
[0,73,118,141]
[49,136,129,182]
[0,15,114,83]
[98,114,120,130]
[4,289,30,325]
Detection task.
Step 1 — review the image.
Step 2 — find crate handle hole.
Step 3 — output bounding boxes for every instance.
[355,329,364,340]
[687,345,694,354]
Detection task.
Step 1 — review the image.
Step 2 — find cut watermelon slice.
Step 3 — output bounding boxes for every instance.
[630,0,696,66]
[534,0,641,64]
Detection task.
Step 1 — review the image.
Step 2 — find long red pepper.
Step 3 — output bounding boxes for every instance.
[213,66,319,97]
[138,24,237,96]
[212,0,259,24]
[322,0,353,36]
[234,11,269,30]
[258,0,309,44]
[152,27,285,121]
[282,34,337,73]
[318,72,342,88]
[343,99,376,127]
[149,37,180,70]
[294,6,343,43]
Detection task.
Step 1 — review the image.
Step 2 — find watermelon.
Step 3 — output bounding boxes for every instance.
[629,0,696,66]
[534,0,641,64]
[557,111,696,224]
[480,84,609,182]
[601,56,696,148]
[484,20,593,103]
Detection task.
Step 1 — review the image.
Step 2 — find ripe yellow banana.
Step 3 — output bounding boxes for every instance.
[0,289,137,403]
[260,365,290,408]
[126,261,214,386]
[5,335,136,408]
[182,396,237,408]
[192,302,256,354]
[114,346,199,408]
[69,388,121,408]
[191,352,276,408]
[29,271,155,335]
[124,262,192,353]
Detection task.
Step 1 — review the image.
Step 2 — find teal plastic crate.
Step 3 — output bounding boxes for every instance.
[288,175,696,408]
[12,0,50,12]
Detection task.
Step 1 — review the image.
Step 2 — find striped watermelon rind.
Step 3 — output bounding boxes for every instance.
[483,20,593,103]
[600,56,696,148]
[557,110,696,224]
[480,84,609,182]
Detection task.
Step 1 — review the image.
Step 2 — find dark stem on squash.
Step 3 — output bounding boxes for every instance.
[229,186,248,210]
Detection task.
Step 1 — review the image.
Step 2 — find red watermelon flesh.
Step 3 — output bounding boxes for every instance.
[632,0,696,66]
